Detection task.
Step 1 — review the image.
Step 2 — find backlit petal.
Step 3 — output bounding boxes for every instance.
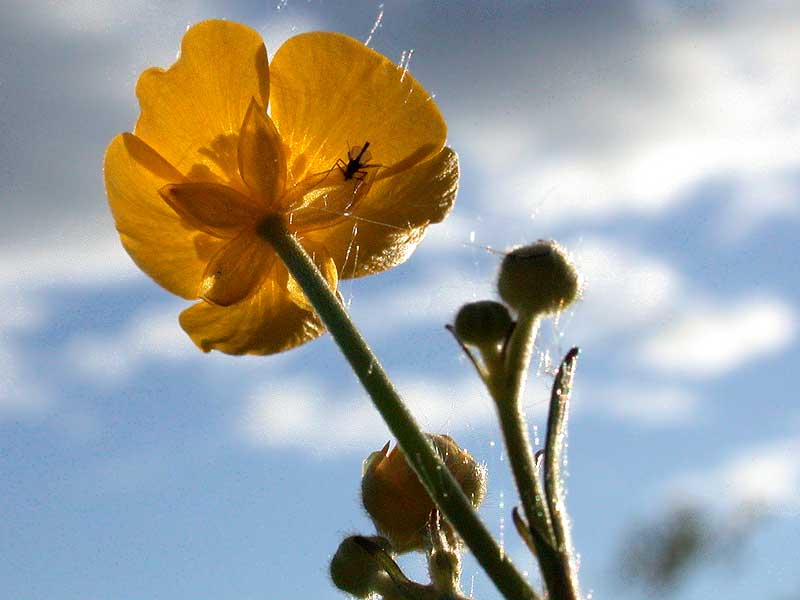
[180,262,325,355]
[104,133,224,298]
[135,20,269,188]
[285,171,374,231]
[302,147,458,279]
[159,182,261,238]
[238,99,287,207]
[200,229,274,307]
[270,32,446,186]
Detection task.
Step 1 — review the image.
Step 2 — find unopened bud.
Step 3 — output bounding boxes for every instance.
[454,301,513,348]
[329,535,392,598]
[497,240,580,315]
[361,434,487,553]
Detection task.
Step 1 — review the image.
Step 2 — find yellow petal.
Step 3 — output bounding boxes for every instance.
[237,99,287,207]
[159,182,261,238]
[269,32,446,186]
[200,229,274,307]
[135,20,269,188]
[104,133,224,298]
[302,147,459,279]
[285,172,374,231]
[285,239,339,312]
[180,262,325,355]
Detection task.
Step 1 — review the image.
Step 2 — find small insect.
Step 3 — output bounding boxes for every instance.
[336,142,379,181]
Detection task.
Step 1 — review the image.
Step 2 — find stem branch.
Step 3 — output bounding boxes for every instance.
[489,313,578,600]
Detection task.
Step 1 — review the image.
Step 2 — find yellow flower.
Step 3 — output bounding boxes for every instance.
[104,20,458,355]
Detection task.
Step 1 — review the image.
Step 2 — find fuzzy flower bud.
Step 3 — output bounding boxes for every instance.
[454,300,513,348]
[361,435,487,553]
[329,535,392,598]
[497,240,581,315]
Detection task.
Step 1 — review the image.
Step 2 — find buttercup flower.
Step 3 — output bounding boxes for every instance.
[105,20,458,354]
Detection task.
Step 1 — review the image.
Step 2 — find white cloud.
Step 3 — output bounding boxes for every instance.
[558,238,797,381]
[20,0,181,34]
[0,225,146,418]
[416,212,481,252]
[0,227,139,291]
[455,3,800,232]
[347,267,495,337]
[567,237,681,343]
[0,288,48,333]
[670,437,800,515]
[238,375,522,457]
[0,344,50,420]
[239,379,377,453]
[0,292,51,419]
[66,303,196,382]
[639,297,797,378]
[716,171,800,241]
[575,380,700,427]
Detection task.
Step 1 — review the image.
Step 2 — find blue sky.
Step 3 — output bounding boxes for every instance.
[2,1,799,599]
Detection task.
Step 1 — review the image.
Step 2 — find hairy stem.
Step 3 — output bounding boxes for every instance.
[543,348,581,599]
[490,313,578,600]
[258,215,540,600]
[492,312,552,542]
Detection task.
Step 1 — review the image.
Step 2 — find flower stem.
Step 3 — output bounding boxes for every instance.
[258,215,540,600]
[491,312,552,541]
[489,313,578,600]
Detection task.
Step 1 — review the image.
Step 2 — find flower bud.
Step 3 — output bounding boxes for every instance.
[361,434,487,553]
[329,535,392,598]
[454,301,513,348]
[497,240,580,315]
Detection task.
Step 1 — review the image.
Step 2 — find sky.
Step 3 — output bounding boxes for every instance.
[1,1,799,599]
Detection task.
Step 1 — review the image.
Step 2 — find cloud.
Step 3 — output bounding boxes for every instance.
[415,212,482,253]
[0,227,139,292]
[575,380,700,427]
[447,2,800,232]
[670,436,800,515]
[65,302,197,382]
[239,350,703,456]
[638,297,797,378]
[347,266,496,337]
[561,237,797,381]
[238,375,517,457]
[567,236,682,343]
[0,344,50,420]
[0,291,51,419]
[0,288,48,332]
[715,171,800,241]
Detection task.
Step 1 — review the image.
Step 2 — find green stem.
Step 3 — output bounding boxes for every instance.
[490,313,577,600]
[258,215,540,600]
[543,348,581,599]
[491,312,553,541]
